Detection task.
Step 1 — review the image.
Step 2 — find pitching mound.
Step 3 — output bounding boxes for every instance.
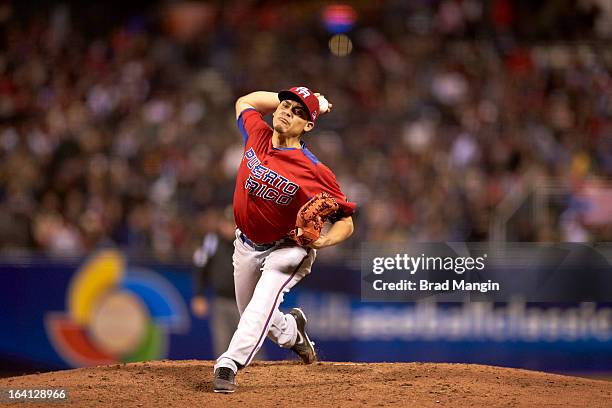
[1,360,611,407]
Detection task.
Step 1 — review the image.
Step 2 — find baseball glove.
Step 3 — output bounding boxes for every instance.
[289,192,339,246]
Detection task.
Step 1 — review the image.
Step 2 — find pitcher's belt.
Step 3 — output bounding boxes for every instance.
[239,232,287,251]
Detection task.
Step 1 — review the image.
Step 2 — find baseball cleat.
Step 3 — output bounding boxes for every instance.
[213,367,237,393]
[289,308,317,364]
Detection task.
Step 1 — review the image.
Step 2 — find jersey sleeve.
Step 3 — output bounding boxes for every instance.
[307,164,356,219]
[237,108,272,145]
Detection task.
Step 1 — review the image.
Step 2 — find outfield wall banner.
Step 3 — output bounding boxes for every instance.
[0,251,611,372]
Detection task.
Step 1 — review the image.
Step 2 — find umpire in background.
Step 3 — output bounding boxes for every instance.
[191,207,240,357]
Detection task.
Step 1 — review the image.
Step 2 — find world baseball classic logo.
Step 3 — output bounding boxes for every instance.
[45,249,189,367]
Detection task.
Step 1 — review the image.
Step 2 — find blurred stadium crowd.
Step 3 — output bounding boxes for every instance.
[0,0,611,259]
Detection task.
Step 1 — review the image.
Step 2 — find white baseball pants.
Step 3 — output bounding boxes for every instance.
[214,229,316,373]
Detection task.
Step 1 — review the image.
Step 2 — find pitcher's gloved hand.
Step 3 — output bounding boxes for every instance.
[289,192,339,246]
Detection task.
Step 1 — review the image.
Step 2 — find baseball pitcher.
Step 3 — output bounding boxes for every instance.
[213,87,356,393]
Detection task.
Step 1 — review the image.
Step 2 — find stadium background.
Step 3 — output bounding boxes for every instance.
[0,0,611,378]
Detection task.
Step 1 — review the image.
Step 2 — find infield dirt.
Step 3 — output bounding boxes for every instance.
[1,360,611,407]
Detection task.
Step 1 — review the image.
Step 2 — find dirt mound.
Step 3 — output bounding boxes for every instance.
[1,360,610,407]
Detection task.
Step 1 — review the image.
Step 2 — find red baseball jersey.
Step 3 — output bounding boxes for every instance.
[233,108,356,244]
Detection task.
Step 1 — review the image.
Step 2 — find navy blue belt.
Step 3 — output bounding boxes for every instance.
[239,232,278,251]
